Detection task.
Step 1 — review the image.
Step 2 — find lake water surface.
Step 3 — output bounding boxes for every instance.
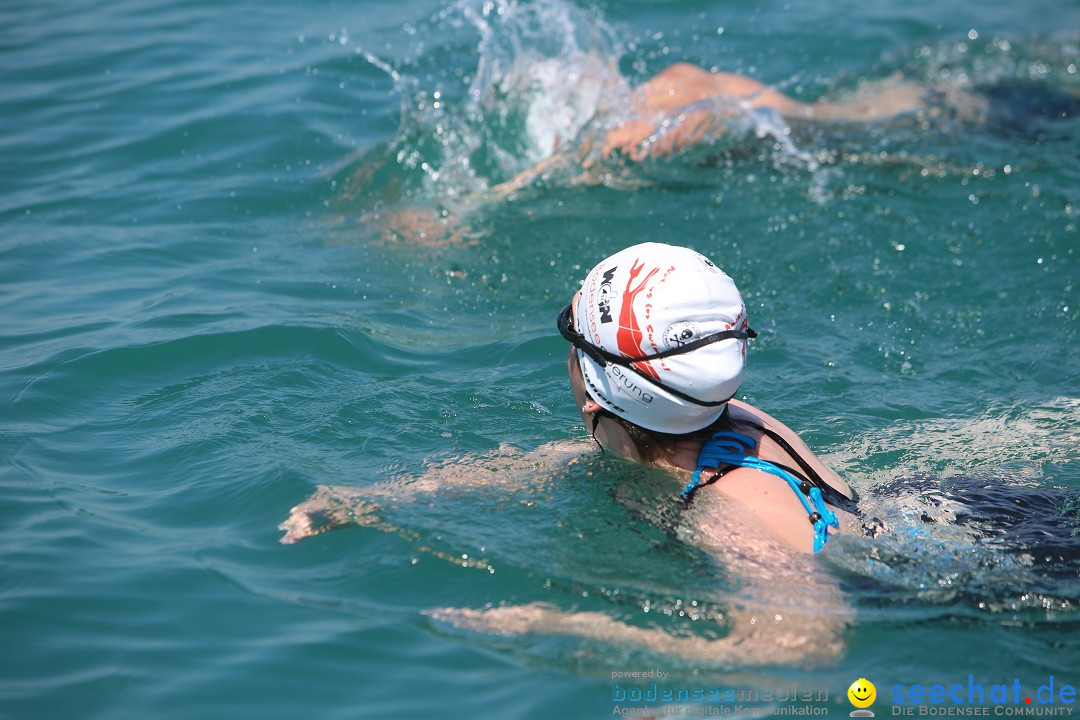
[3,0,1079,717]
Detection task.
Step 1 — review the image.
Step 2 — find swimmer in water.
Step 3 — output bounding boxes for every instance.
[534,63,941,164]
[281,242,863,666]
[379,60,995,240]
[555,242,859,555]
[491,61,1014,198]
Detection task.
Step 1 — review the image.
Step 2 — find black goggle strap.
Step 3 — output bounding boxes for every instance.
[558,304,753,409]
[615,326,757,363]
[658,383,737,408]
[589,411,606,454]
[558,305,755,365]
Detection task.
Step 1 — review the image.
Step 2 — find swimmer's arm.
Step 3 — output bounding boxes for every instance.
[601,65,936,159]
[639,65,937,124]
[427,600,846,667]
[488,64,808,195]
[594,64,804,159]
[430,499,850,666]
[493,63,936,181]
[489,153,573,200]
[278,440,588,544]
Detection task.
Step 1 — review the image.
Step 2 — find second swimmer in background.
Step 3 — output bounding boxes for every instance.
[489,60,990,196]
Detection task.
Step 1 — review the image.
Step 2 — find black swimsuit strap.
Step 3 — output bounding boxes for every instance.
[684,420,858,511]
[757,426,839,492]
[770,460,857,510]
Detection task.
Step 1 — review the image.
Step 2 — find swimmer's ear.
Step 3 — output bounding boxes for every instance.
[581,398,604,415]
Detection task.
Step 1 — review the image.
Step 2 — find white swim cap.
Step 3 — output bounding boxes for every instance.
[563,242,753,434]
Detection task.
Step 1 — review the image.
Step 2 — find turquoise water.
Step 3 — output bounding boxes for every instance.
[3,0,1079,717]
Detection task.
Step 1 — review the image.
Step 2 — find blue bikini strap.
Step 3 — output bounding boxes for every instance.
[680,431,840,552]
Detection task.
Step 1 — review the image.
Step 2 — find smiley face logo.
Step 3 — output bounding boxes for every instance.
[848,679,877,714]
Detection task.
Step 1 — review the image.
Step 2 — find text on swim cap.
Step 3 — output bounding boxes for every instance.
[610,365,654,404]
[598,266,617,324]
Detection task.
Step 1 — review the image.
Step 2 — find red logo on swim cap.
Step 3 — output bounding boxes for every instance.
[616,259,660,381]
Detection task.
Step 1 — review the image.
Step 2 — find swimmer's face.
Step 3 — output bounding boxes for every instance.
[563,293,640,462]
[567,346,589,421]
[565,291,589,418]
[847,679,876,709]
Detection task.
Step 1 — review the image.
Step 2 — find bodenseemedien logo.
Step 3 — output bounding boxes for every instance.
[848,678,877,717]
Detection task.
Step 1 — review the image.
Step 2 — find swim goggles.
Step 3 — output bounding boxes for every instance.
[557,303,756,408]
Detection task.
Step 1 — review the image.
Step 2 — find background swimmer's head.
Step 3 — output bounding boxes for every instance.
[567,242,752,435]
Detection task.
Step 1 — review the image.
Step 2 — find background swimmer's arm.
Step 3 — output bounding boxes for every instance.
[279,440,587,544]
[639,65,940,123]
[488,152,578,200]
[487,64,811,194]
[805,76,935,122]
[635,64,810,117]
[584,63,810,161]
[601,65,940,159]
[488,65,950,197]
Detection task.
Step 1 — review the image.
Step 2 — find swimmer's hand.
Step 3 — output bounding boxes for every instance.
[278,441,584,544]
[278,485,379,544]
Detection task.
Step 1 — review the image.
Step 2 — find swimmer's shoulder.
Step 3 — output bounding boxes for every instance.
[726,399,853,500]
